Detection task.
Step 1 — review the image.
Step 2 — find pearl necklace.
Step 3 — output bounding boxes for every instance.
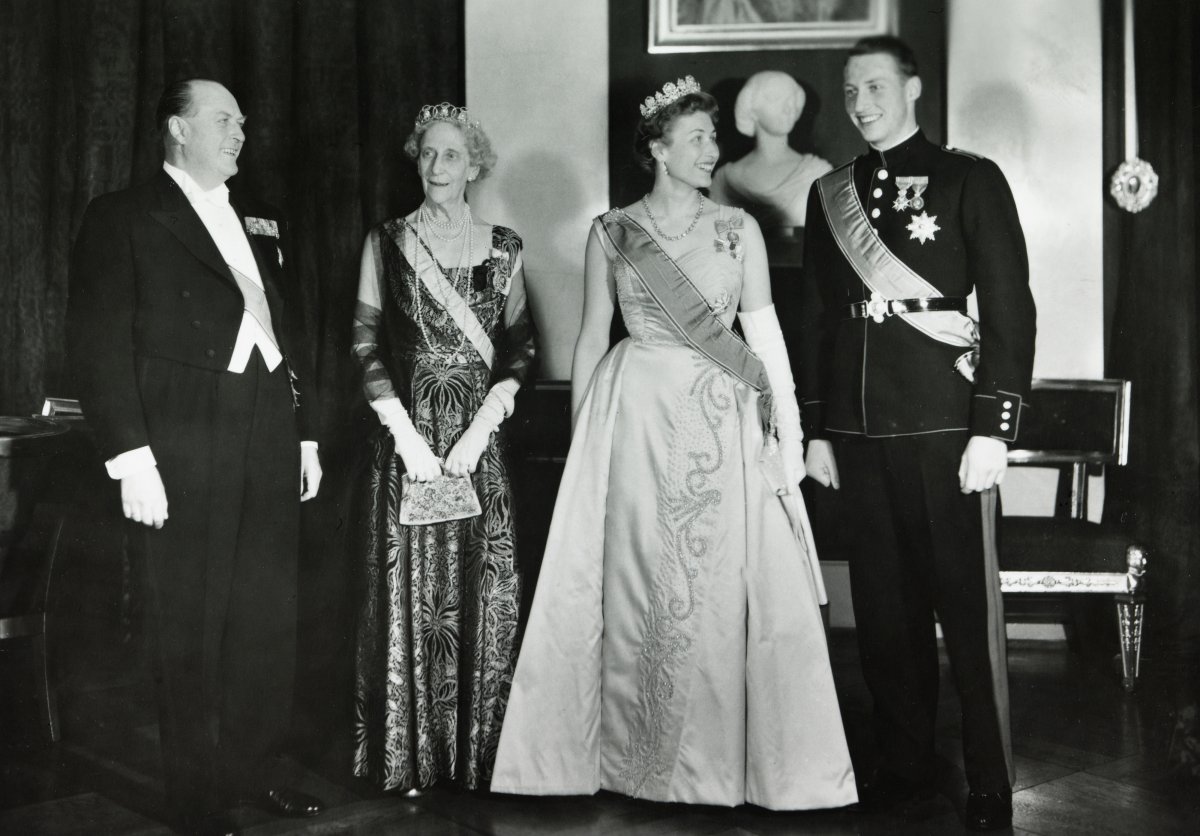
[641,192,705,241]
[410,206,473,357]
[419,202,470,242]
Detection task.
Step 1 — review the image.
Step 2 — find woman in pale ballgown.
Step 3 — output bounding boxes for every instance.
[490,77,856,810]
[350,103,536,793]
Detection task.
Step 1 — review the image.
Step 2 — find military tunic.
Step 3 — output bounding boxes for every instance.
[797,129,1036,793]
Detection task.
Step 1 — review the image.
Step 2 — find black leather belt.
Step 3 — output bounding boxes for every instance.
[845,296,968,320]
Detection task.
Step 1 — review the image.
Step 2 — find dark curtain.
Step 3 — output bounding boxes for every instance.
[1,0,462,421]
[1103,0,1200,680]
[0,0,463,753]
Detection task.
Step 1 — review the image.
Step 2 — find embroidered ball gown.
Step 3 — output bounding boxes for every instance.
[490,207,856,810]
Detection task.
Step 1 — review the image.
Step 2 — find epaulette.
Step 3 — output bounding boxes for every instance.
[943,144,983,161]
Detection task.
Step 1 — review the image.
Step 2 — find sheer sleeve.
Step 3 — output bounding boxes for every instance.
[490,228,538,390]
[351,228,403,421]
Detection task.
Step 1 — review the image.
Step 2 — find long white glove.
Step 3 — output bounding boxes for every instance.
[739,304,805,488]
[444,377,521,477]
[370,397,443,481]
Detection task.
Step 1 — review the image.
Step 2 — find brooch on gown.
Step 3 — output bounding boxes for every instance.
[713,215,744,263]
[488,247,511,294]
[707,289,732,315]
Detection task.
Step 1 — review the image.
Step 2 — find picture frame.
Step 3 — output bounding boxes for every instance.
[648,0,896,53]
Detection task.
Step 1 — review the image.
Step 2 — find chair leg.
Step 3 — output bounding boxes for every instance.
[1115,593,1144,693]
[31,628,60,743]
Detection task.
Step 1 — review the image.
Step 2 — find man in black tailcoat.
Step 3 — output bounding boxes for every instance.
[67,79,325,833]
[797,37,1037,832]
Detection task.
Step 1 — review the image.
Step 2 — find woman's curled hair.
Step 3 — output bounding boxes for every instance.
[633,91,719,173]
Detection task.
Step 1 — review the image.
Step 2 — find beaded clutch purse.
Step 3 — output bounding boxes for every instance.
[398,473,482,526]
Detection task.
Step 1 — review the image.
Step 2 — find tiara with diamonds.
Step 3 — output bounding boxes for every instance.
[639,75,702,119]
[415,102,474,129]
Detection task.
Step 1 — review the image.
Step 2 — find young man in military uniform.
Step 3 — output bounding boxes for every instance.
[797,36,1036,831]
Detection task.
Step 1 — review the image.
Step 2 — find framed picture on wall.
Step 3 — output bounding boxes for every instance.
[648,0,895,53]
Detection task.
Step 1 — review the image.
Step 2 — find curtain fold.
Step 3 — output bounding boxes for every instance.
[1,0,463,752]
[1103,0,1199,665]
[1,0,462,430]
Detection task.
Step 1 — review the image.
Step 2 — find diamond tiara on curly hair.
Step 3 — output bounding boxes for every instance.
[415,102,474,129]
[639,75,702,119]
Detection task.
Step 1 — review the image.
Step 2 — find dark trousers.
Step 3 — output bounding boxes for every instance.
[835,432,1011,792]
[132,353,300,824]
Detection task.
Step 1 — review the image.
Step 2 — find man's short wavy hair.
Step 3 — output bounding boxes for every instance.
[847,35,919,79]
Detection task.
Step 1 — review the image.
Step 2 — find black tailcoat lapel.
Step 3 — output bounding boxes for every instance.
[147,172,242,295]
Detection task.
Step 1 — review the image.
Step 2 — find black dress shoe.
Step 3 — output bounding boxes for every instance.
[260,787,324,818]
[858,767,936,812]
[965,786,1012,831]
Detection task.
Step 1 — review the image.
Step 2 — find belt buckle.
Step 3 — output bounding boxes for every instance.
[866,291,890,323]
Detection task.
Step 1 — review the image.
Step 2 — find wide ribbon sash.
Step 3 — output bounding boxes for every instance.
[227,264,280,351]
[818,165,979,352]
[599,211,773,431]
[602,211,826,594]
[390,219,495,370]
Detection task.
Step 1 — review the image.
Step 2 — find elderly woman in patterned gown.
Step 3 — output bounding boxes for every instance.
[350,103,536,793]
[490,77,855,810]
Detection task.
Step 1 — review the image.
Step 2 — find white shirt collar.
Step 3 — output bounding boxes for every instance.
[163,162,230,206]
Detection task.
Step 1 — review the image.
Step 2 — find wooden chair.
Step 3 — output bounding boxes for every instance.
[0,503,67,742]
[999,378,1147,692]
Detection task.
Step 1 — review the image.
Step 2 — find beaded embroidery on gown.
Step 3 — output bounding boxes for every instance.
[491,207,856,810]
[351,220,533,791]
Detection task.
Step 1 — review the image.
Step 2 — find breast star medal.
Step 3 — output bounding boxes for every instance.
[906,211,941,244]
[894,176,929,212]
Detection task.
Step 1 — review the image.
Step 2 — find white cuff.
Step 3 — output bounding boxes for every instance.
[738,303,785,348]
[106,446,158,480]
[300,440,318,450]
[369,396,407,428]
[738,304,803,446]
[474,378,520,434]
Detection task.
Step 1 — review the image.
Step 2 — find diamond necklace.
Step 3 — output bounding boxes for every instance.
[641,191,705,241]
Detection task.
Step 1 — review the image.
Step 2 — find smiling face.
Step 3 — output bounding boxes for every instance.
[653,110,719,188]
[843,52,921,150]
[417,121,479,209]
[169,81,245,189]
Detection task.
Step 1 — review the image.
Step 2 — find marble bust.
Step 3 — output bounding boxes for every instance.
[709,71,832,233]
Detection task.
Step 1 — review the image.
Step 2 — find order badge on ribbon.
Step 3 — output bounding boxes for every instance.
[893,176,928,212]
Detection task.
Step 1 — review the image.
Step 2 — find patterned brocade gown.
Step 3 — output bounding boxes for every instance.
[351,220,533,792]
[491,207,856,810]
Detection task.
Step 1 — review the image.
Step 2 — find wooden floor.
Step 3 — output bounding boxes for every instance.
[2,619,1198,835]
